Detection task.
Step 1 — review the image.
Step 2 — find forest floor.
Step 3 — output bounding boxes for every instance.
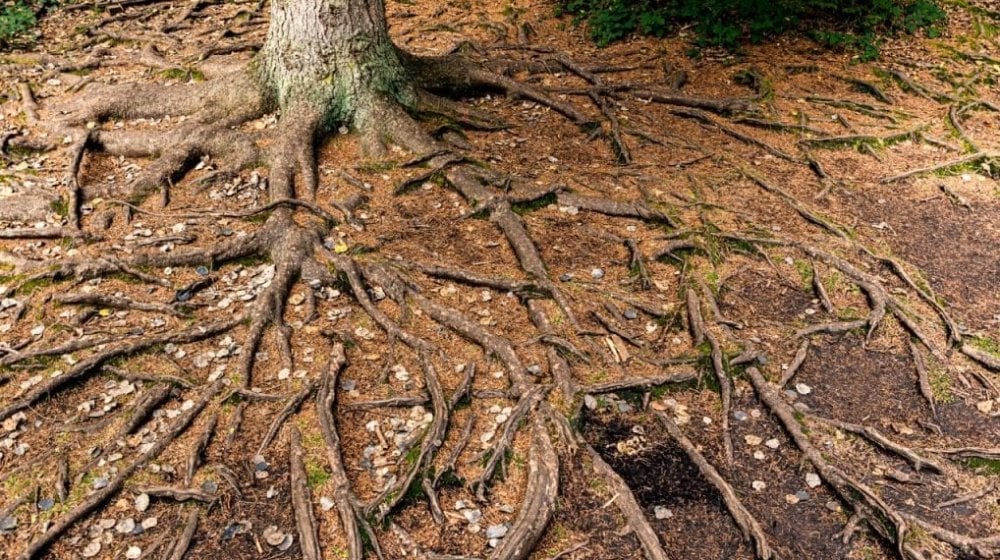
[1,1,999,559]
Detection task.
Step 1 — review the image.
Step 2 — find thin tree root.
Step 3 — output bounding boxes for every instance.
[657,412,776,559]
[17,381,221,560]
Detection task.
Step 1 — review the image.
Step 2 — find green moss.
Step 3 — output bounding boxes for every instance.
[306,461,331,488]
[403,445,421,468]
[511,192,557,215]
[158,67,205,82]
[969,336,1000,357]
[960,457,1000,475]
[356,160,397,174]
[929,368,954,404]
[49,197,69,218]
[793,259,813,289]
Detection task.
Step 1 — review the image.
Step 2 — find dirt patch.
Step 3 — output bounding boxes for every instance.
[851,183,1000,330]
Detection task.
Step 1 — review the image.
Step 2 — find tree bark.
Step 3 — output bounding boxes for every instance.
[255,0,414,125]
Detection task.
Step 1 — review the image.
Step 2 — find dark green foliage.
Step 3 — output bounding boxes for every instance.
[0,2,35,45]
[557,0,945,58]
[1,0,59,47]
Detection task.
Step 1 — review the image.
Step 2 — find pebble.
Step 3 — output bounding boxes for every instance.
[805,473,821,488]
[0,516,17,531]
[733,411,748,422]
[263,525,287,547]
[125,546,142,559]
[744,435,763,446]
[92,477,109,490]
[37,497,55,511]
[583,395,598,410]
[486,524,509,539]
[751,480,767,491]
[795,490,810,501]
[202,481,218,494]
[591,268,605,280]
[462,509,482,524]
[795,383,812,395]
[141,517,158,530]
[623,308,638,320]
[784,494,800,505]
[222,520,251,541]
[81,539,102,557]
[765,438,781,449]
[116,518,136,534]
[320,497,335,511]
[559,273,572,282]
[653,506,673,520]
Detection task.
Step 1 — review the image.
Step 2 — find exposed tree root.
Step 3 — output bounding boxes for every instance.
[3,10,998,560]
[657,412,775,560]
[16,381,221,560]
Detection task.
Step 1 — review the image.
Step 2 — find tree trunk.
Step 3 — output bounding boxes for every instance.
[255,0,414,126]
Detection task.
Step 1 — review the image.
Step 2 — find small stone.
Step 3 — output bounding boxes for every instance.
[784,494,800,505]
[81,539,102,557]
[805,473,821,488]
[125,546,142,559]
[733,411,748,422]
[486,524,509,539]
[92,477,109,490]
[320,497,335,511]
[591,268,604,280]
[795,490,810,501]
[753,450,766,460]
[653,506,673,520]
[744,435,763,446]
[37,497,55,511]
[559,273,572,282]
[196,266,209,276]
[623,308,638,320]
[977,400,994,414]
[263,525,287,547]
[795,383,812,395]
[0,516,17,531]
[462,509,482,524]
[751,480,767,491]
[116,518,136,534]
[583,394,598,410]
[825,500,842,513]
[202,481,218,494]
[765,438,780,449]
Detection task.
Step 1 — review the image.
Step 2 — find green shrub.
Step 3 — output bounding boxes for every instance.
[1,0,60,48]
[0,2,36,45]
[557,0,946,58]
